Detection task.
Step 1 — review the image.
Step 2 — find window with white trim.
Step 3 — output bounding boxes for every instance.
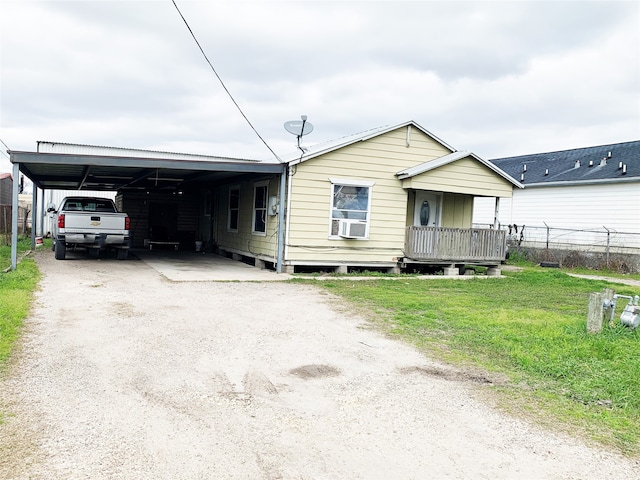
[228,186,240,232]
[329,179,374,239]
[252,182,268,235]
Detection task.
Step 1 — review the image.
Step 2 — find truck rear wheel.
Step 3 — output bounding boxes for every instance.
[54,240,66,260]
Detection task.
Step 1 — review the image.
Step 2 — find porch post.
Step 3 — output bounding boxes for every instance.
[11,162,19,270]
[493,197,501,228]
[276,164,287,273]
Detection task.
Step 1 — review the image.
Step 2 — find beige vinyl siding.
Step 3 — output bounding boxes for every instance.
[402,158,514,197]
[287,127,447,262]
[216,177,280,260]
[441,193,474,228]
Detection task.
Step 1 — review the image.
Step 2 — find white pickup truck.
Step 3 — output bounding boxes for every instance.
[48,196,131,260]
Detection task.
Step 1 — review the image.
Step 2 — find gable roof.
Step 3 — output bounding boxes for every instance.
[490,140,640,187]
[396,150,523,188]
[283,120,455,165]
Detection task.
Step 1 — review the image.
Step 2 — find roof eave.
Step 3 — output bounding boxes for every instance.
[9,150,283,173]
[288,120,456,167]
[521,177,640,188]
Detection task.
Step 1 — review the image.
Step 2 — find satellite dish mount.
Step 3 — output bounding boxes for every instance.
[284,115,314,154]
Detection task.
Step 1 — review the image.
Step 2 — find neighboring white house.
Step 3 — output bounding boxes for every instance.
[473,140,640,253]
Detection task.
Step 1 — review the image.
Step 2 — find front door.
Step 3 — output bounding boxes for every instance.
[414,192,441,227]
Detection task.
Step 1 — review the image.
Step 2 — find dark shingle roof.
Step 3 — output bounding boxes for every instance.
[490,140,640,185]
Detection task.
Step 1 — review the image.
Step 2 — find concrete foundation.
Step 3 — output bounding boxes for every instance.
[487,267,501,277]
[443,266,459,276]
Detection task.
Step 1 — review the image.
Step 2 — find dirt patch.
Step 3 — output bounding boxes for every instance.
[289,364,341,379]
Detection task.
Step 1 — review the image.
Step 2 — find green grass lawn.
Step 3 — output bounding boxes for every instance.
[0,238,41,424]
[0,238,41,367]
[304,268,640,456]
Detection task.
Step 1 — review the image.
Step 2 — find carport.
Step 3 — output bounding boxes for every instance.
[8,148,286,271]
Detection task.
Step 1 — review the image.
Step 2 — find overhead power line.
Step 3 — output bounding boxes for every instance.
[171,0,282,162]
[0,138,11,159]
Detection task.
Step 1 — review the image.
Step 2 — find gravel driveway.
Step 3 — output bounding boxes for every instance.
[1,251,638,479]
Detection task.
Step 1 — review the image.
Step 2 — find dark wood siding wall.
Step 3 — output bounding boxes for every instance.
[118,191,199,249]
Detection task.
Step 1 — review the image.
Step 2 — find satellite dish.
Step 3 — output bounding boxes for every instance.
[284,115,314,153]
[284,119,314,136]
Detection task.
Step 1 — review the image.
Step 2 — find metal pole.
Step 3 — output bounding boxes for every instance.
[31,184,38,249]
[276,164,287,273]
[11,162,19,270]
[544,221,549,249]
[603,226,610,269]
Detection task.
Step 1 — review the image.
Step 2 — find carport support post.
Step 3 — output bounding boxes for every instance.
[31,184,38,249]
[276,165,287,273]
[11,162,19,270]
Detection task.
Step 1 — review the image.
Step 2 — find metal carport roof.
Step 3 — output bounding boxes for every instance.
[7,149,286,271]
[9,150,283,192]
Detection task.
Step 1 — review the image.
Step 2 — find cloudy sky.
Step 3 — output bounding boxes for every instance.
[1,0,638,173]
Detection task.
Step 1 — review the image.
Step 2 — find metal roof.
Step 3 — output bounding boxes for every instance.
[9,148,283,192]
[490,140,640,187]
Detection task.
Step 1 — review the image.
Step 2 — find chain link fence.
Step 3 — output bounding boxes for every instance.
[499,224,640,255]
[474,222,640,273]
[0,205,31,244]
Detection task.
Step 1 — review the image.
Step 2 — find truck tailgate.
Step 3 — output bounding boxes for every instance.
[63,212,127,233]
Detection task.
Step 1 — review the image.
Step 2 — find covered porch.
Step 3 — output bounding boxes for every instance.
[396,150,521,275]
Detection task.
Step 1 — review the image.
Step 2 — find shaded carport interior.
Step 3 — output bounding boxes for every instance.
[8,149,286,270]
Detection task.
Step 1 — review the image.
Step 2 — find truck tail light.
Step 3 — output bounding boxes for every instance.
[57,214,65,228]
[125,216,131,230]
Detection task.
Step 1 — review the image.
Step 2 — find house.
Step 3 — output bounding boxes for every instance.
[0,173,32,235]
[0,173,13,205]
[10,121,521,274]
[213,121,521,275]
[473,140,640,253]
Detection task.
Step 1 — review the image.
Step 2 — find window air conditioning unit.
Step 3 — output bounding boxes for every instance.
[338,219,367,239]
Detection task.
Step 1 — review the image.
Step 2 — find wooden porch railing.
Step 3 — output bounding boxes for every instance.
[404,226,507,262]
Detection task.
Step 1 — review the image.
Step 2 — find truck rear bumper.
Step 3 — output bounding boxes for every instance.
[63,234,129,247]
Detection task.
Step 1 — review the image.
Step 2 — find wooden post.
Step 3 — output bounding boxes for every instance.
[603,288,616,327]
[587,292,603,334]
